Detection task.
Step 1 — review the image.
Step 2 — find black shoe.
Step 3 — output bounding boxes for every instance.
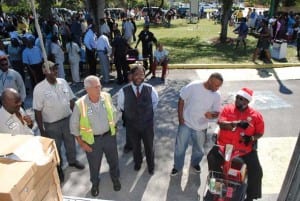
[113,179,121,191]
[170,168,178,176]
[148,168,154,175]
[69,161,85,170]
[57,166,65,183]
[192,165,201,173]
[150,75,156,79]
[91,184,99,197]
[134,163,141,171]
[244,198,253,201]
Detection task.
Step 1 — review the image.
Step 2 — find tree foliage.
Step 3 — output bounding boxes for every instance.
[3,0,32,15]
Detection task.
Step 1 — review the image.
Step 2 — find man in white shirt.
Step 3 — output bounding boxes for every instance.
[0,88,33,135]
[96,33,112,84]
[33,61,84,183]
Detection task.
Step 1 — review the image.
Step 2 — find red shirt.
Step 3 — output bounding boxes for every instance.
[217,104,264,155]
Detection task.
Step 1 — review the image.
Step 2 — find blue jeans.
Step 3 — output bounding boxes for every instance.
[173,124,206,171]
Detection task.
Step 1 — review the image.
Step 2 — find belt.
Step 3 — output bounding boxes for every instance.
[44,116,69,124]
[97,50,106,52]
[94,130,110,137]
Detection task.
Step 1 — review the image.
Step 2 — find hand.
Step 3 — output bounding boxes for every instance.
[23,115,33,127]
[179,117,184,125]
[241,135,252,146]
[237,120,249,129]
[205,111,219,119]
[79,141,93,152]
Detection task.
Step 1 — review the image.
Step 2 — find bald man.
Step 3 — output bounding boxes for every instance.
[0,88,33,135]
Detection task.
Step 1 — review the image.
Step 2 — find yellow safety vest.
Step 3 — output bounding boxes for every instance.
[76,92,116,145]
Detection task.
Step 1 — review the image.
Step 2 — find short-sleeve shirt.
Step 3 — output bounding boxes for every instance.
[180,80,221,131]
[217,104,264,154]
[154,49,169,62]
[32,78,75,123]
[0,69,26,102]
[0,107,33,135]
[69,94,111,136]
[22,46,43,65]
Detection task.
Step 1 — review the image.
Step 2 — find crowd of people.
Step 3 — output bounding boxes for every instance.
[0,6,284,201]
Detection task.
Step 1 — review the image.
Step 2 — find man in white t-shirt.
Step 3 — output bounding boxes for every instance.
[171,73,223,176]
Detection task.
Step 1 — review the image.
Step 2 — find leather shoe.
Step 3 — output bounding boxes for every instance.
[113,179,121,191]
[69,161,85,170]
[134,163,141,171]
[148,168,154,175]
[91,184,99,197]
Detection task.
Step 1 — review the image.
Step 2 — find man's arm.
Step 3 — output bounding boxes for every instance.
[178,97,184,125]
[34,110,46,136]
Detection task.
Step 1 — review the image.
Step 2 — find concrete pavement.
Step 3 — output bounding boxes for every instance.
[53,67,300,201]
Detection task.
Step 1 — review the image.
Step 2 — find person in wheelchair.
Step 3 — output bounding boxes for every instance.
[207,88,264,201]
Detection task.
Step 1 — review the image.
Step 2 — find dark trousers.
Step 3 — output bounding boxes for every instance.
[127,124,154,170]
[115,55,129,83]
[86,133,120,185]
[11,60,25,81]
[27,63,45,88]
[142,50,153,71]
[86,48,97,75]
[207,146,263,199]
[43,117,77,167]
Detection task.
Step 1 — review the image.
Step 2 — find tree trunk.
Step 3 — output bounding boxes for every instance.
[39,0,53,19]
[220,0,233,43]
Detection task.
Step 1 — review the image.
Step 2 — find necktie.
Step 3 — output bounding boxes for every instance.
[136,86,141,98]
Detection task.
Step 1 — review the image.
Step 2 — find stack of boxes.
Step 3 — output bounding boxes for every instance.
[0,134,63,201]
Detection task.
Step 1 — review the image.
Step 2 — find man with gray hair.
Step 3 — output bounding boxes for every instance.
[70,75,121,197]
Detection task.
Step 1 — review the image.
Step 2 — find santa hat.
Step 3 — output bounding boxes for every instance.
[236,87,253,102]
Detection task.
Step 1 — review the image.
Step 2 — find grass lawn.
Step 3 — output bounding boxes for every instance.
[132,18,300,66]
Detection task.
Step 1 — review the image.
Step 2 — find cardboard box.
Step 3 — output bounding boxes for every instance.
[0,134,63,201]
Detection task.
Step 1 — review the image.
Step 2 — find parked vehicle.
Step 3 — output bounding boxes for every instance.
[176,7,190,18]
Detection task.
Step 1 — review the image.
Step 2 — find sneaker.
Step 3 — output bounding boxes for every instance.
[192,165,201,173]
[170,168,178,176]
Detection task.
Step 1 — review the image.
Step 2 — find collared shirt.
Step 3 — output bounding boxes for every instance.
[83,29,96,51]
[0,69,26,102]
[96,34,112,55]
[180,80,221,131]
[70,94,113,136]
[117,82,159,111]
[32,78,75,123]
[22,46,43,65]
[218,104,264,154]
[0,107,34,135]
